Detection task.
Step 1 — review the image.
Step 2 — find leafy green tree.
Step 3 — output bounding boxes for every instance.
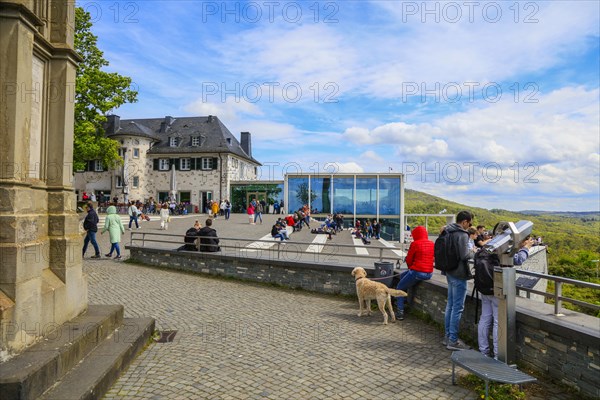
[73,7,137,171]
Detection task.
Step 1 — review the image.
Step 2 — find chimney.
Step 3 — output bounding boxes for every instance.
[160,116,175,133]
[207,115,214,123]
[240,132,251,157]
[106,114,120,134]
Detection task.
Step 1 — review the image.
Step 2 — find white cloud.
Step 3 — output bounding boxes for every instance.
[339,86,599,209]
[360,150,385,163]
[333,162,364,173]
[183,99,263,121]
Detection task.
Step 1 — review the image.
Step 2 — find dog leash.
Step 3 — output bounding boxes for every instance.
[368,272,403,281]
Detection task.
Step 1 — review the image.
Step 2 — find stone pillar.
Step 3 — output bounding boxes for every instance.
[0,0,87,359]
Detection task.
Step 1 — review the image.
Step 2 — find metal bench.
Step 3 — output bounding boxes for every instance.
[451,350,536,399]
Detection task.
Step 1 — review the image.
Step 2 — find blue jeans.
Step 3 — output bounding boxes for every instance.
[225,209,230,219]
[395,269,432,311]
[129,215,139,228]
[254,212,262,223]
[444,274,468,342]
[107,242,121,257]
[82,231,100,256]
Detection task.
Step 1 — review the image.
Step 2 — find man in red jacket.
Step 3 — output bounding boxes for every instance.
[395,225,434,320]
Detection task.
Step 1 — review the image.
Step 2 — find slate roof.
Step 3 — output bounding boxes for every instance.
[107,115,260,165]
[107,120,161,141]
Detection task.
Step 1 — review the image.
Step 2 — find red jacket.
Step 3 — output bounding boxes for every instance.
[405,226,434,273]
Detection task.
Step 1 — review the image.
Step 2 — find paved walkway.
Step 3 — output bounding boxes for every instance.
[83,213,574,399]
[84,213,474,399]
[87,259,474,399]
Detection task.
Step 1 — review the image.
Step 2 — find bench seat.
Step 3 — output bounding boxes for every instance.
[451,350,536,399]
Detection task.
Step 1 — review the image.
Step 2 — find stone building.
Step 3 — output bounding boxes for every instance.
[0,0,88,357]
[73,115,261,211]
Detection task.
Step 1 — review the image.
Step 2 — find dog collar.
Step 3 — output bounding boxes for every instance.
[355,277,365,281]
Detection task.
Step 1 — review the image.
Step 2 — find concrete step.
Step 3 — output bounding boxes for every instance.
[40,317,155,400]
[0,305,124,400]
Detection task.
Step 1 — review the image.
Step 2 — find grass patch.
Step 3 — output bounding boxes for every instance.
[458,374,526,400]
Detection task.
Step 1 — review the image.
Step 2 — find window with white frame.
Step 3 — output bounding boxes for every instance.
[169,137,178,147]
[133,148,140,158]
[132,176,139,188]
[159,159,170,170]
[201,157,214,170]
[116,175,123,188]
[191,136,200,146]
[94,160,104,172]
[180,158,191,170]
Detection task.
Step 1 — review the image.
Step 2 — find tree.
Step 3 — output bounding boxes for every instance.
[73,7,138,171]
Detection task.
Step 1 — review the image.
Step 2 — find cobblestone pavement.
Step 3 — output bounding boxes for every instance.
[84,213,574,400]
[86,258,476,400]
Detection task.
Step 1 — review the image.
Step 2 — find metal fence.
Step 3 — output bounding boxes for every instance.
[129,231,600,315]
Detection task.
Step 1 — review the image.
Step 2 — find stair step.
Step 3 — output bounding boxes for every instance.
[40,317,155,400]
[0,305,124,400]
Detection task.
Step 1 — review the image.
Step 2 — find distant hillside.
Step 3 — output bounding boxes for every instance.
[404,189,600,265]
[519,210,600,220]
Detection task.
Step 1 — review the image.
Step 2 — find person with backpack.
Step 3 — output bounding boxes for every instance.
[476,236,534,358]
[394,226,434,320]
[435,210,474,351]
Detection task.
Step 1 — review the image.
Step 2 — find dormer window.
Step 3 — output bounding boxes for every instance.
[191,136,200,147]
[169,137,178,147]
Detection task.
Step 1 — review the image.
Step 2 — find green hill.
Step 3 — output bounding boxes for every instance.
[404,189,600,278]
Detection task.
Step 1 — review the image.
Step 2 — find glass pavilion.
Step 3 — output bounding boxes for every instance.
[285,173,404,240]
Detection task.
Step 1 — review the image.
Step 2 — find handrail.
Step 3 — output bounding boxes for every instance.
[514,269,600,315]
[129,231,407,264]
[128,232,599,315]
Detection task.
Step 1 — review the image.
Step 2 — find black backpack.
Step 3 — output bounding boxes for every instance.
[434,229,465,272]
[473,250,499,295]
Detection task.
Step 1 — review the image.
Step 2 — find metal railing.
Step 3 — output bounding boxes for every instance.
[515,269,600,315]
[128,232,599,315]
[129,231,407,266]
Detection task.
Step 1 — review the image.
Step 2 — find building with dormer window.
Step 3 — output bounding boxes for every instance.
[74,115,261,211]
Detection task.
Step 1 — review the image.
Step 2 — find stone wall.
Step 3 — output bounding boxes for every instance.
[128,246,600,399]
[0,0,88,359]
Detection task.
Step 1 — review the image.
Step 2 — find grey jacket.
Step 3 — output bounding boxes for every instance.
[445,223,473,280]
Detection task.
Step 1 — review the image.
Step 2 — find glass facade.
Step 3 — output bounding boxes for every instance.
[356,177,377,215]
[287,176,309,213]
[285,174,404,240]
[230,182,283,213]
[379,177,401,215]
[332,177,354,214]
[311,176,331,214]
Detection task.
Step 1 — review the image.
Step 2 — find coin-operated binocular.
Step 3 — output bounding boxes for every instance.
[482,220,533,365]
[483,220,534,266]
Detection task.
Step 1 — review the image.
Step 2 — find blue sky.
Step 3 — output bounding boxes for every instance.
[79,0,600,211]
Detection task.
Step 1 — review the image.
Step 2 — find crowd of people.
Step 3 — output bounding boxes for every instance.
[82,195,537,362]
[392,210,535,362]
[351,218,381,244]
